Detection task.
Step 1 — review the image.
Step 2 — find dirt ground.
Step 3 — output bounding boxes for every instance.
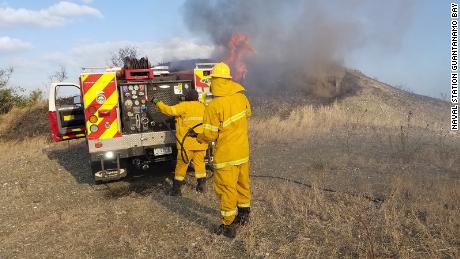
[0,73,459,258]
[0,131,458,258]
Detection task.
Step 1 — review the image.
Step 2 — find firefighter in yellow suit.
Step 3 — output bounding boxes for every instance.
[192,62,252,238]
[153,88,208,196]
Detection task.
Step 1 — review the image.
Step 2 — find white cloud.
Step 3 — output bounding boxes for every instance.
[0,1,102,27]
[44,39,216,68]
[0,36,32,53]
[6,39,215,91]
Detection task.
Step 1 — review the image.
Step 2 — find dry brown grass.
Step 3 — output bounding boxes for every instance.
[241,163,459,258]
[0,74,459,258]
[250,90,450,143]
[243,80,459,257]
[0,100,50,141]
[1,129,458,258]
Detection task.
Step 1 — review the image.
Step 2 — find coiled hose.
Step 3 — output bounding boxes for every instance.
[176,123,215,180]
[178,123,203,164]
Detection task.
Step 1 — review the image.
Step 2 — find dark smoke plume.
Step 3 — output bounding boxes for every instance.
[183,0,414,97]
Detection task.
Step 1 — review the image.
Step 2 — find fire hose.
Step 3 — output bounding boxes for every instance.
[248,175,384,206]
[178,124,215,180]
[157,102,384,206]
[179,133,385,207]
[179,123,203,164]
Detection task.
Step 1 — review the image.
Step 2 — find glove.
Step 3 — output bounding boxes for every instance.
[187,129,198,138]
[152,97,160,104]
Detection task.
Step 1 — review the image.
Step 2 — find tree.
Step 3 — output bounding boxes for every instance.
[0,67,17,114]
[110,46,139,67]
[0,67,13,89]
[49,65,68,82]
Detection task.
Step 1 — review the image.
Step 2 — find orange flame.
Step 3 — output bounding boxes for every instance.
[223,32,255,82]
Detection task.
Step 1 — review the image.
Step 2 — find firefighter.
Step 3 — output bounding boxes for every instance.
[152,88,207,196]
[190,62,252,238]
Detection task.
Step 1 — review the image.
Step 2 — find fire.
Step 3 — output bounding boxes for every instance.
[223,32,255,82]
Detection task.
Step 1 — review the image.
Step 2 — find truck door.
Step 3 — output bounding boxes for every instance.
[48,83,86,141]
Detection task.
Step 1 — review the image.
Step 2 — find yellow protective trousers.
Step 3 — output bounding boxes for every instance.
[174,150,207,181]
[213,162,251,225]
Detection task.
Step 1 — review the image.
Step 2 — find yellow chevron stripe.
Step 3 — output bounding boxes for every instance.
[85,90,118,135]
[99,119,119,139]
[100,91,118,108]
[97,91,119,139]
[81,73,119,139]
[83,73,115,109]
[81,74,89,82]
[85,112,117,136]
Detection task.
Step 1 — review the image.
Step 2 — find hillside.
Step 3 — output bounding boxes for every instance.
[0,101,50,140]
[0,72,459,258]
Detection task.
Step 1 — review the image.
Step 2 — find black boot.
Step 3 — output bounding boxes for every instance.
[196,178,206,193]
[234,207,251,226]
[215,223,237,238]
[170,179,182,196]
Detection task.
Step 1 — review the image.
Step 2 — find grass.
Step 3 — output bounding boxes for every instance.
[0,100,50,141]
[0,73,459,258]
[243,170,459,258]
[246,77,459,257]
[250,94,448,143]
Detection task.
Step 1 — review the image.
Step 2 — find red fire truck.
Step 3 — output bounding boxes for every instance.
[48,59,215,183]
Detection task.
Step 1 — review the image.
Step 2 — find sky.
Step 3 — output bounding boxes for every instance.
[0,0,451,99]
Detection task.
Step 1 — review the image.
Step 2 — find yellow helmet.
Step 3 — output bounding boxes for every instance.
[211,62,232,79]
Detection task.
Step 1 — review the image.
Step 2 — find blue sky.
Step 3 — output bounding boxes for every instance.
[346,0,449,98]
[0,0,451,98]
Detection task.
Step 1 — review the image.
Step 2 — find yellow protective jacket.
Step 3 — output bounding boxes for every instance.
[197,78,251,169]
[156,101,208,151]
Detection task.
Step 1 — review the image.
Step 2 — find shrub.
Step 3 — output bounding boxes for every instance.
[0,67,44,114]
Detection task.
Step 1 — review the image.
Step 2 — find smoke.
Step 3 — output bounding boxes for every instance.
[182,0,414,97]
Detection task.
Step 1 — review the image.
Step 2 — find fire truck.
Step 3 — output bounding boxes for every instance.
[48,58,215,183]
